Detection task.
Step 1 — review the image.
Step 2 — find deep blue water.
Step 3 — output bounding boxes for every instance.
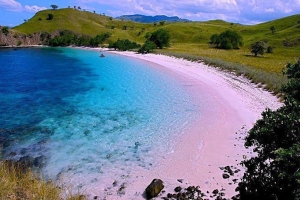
[0,47,200,196]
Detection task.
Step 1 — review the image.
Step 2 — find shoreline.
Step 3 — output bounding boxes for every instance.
[2,46,282,198]
[94,50,282,199]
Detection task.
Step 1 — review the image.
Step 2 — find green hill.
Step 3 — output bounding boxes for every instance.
[11,8,300,91]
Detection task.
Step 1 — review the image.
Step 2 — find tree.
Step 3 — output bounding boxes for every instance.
[209,30,243,49]
[50,5,58,10]
[108,39,140,51]
[138,40,157,54]
[238,60,300,200]
[251,41,268,56]
[148,28,170,49]
[270,25,276,34]
[89,33,111,47]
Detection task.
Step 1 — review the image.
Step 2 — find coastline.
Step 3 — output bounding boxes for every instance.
[2,46,282,198]
[94,50,282,199]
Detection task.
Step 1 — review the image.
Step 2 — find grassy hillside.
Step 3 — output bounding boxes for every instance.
[12,8,300,91]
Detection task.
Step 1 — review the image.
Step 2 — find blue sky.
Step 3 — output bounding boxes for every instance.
[0,0,300,26]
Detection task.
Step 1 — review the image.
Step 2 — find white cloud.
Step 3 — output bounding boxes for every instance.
[265,8,275,13]
[0,0,22,11]
[24,5,47,13]
[1,0,294,24]
[0,0,47,13]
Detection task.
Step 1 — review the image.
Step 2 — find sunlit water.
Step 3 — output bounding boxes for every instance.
[0,47,202,196]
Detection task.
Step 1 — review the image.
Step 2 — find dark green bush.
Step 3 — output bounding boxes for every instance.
[209,30,243,49]
[109,39,141,51]
[238,60,300,200]
[47,13,54,20]
[138,40,157,54]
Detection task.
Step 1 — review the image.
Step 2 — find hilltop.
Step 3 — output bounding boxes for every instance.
[1,8,300,91]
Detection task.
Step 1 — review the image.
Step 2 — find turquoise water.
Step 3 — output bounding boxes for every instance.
[0,47,201,195]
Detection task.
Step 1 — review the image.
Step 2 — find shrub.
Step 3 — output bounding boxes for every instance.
[148,28,170,49]
[17,41,22,46]
[251,41,268,56]
[1,26,9,36]
[47,13,54,20]
[108,39,141,51]
[138,40,157,54]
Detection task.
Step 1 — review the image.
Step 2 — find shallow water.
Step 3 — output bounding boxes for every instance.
[0,47,201,196]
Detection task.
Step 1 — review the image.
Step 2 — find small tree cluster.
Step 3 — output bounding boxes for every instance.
[251,41,274,56]
[89,33,111,47]
[138,40,157,54]
[108,39,141,51]
[237,60,300,200]
[138,28,170,53]
[209,30,243,49]
[48,30,110,47]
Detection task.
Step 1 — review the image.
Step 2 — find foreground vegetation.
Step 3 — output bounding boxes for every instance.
[237,60,300,200]
[0,161,84,199]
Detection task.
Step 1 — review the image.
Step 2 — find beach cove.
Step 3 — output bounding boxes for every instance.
[0,47,282,199]
[103,50,283,199]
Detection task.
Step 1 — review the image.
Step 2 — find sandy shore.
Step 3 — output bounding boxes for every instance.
[90,50,281,199]
[67,47,282,199]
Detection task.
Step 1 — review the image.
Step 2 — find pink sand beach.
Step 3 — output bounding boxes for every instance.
[85,50,282,199]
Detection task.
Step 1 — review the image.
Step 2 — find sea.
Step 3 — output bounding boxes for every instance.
[0,47,201,197]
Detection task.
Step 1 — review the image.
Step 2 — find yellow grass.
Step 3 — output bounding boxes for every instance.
[0,161,85,200]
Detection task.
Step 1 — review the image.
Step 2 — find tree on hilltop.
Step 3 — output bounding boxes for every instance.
[50,5,58,10]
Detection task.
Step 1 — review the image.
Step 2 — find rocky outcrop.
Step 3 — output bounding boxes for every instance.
[0,27,52,46]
